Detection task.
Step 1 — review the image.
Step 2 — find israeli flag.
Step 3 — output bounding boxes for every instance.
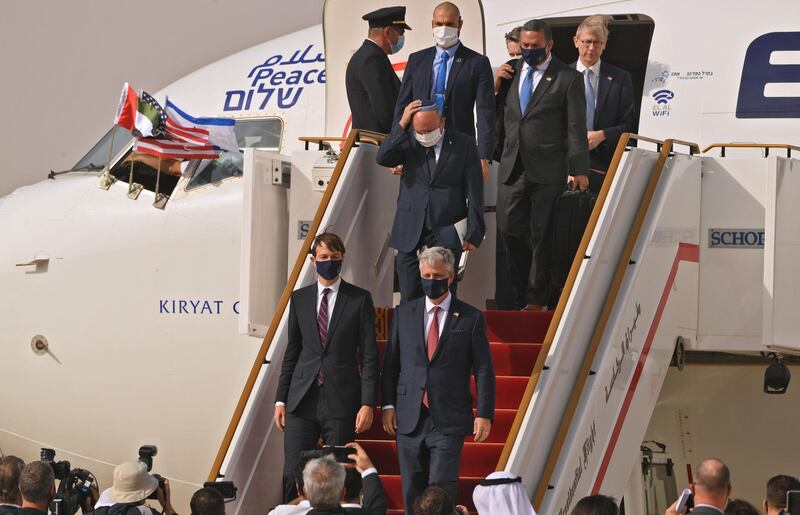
[165,99,239,153]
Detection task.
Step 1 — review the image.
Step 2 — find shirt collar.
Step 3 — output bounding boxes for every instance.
[0,503,21,508]
[435,41,460,59]
[318,276,342,295]
[425,292,452,314]
[576,58,601,76]
[341,503,362,508]
[693,504,725,514]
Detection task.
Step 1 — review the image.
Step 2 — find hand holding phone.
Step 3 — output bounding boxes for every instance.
[676,488,694,513]
[322,445,356,464]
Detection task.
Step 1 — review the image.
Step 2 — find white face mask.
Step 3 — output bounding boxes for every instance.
[415,127,443,147]
[433,26,459,48]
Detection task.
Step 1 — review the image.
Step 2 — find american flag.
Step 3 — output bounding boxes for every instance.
[133,92,219,160]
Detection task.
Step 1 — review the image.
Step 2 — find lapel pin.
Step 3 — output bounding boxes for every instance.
[456,58,463,63]
[607,76,613,81]
[452,312,460,318]
[545,77,553,81]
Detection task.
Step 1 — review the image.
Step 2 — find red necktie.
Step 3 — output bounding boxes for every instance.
[423,306,441,407]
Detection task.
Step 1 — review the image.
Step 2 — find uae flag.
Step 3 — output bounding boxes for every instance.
[114,83,167,137]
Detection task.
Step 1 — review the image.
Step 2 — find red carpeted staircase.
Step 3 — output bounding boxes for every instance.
[359,309,553,513]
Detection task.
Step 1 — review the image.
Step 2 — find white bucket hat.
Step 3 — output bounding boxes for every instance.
[108,461,159,504]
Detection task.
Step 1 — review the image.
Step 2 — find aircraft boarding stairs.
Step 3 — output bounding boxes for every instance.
[213,131,800,514]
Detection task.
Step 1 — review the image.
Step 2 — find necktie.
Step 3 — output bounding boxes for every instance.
[584,69,596,131]
[425,148,436,229]
[434,52,450,113]
[519,65,535,113]
[423,305,441,407]
[316,288,331,385]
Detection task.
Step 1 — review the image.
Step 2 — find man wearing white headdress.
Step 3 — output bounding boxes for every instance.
[472,472,536,515]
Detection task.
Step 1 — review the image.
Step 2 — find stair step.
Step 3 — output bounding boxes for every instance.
[473,375,528,409]
[377,308,554,344]
[358,408,517,443]
[376,341,542,377]
[380,475,481,511]
[358,441,502,477]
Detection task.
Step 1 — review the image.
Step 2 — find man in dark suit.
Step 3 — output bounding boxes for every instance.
[666,459,731,515]
[274,233,379,502]
[496,19,589,311]
[381,247,495,513]
[346,6,411,134]
[572,15,636,191]
[393,2,495,180]
[376,100,485,303]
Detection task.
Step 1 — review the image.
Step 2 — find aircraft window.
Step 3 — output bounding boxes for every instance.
[235,118,282,150]
[543,14,655,135]
[107,150,182,195]
[185,117,283,191]
[73,126,133,171]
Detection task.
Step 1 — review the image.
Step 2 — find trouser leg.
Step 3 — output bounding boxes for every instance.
[396,409,432,515]
[282,387,323,502]
[426,428,465,504]
[527,182,564,305]
[497,171,532,309]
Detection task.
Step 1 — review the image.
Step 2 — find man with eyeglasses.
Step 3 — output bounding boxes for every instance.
[572,15,635,191]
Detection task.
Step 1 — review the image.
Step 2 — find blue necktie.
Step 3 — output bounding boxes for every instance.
[584,69,596,131]
[434,52,450,113]
[519,65,534,113]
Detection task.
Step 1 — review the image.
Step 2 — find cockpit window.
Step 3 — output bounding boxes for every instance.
[73,127,133,171]
[185,117,283,191]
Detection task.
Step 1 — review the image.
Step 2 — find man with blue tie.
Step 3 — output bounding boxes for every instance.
[392,2,495,181]
[376,100,485,303]
[572,15,636,191]
[381,247,495,513]
[496,19,589,311]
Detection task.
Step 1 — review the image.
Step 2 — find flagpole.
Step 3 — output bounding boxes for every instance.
[107,125,118,167]
[153,155,162,207]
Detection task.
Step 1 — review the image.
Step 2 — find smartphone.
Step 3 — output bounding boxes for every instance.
[203,481,237,502]
[676,488,694,513]
[322,445,356,463]
[787,490,800,515]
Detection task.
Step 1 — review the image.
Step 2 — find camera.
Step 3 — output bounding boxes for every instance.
[41,449,96,515]
[41,448,71,481]
[138,445,167,500]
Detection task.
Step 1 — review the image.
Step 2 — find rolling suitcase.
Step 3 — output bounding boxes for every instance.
[549,189,596,305]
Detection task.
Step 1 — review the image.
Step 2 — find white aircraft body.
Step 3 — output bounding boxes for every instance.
[1,1,799,513]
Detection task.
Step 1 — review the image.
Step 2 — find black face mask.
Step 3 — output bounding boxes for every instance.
[521,47,548,67]
[315,259,342,280]
[421,277,450,299]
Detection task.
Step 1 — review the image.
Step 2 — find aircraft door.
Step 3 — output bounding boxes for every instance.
[322,0,486,136]
[239,149,290,337]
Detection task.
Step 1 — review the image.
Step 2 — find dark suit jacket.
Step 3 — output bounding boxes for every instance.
[493,57,519,161]
[571,60,636,169]
[381,296,495,436]
[376,124,485,253]
[276,280,378,416]
[497,56,590,185]
[346,39,400,134]
[393,43,495,161]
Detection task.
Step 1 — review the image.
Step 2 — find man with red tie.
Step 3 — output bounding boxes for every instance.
[381,246,495,513]
[274,233,379,502]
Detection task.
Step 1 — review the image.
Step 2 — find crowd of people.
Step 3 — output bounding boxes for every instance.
[347,2,635,310]
[2,453,796,515]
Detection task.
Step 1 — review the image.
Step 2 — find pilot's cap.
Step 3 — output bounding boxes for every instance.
[362,6,412,30]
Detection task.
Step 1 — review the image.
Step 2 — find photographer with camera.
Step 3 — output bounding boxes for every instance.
[19,462,56,515]
[0,456,25,515]
[89,461,176,515]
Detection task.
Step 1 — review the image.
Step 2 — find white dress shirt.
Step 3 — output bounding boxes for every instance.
[316,276,341,315]
[518,51,553,100]
[576,58,601,106]
[275,276,342,407]
[383,293,452,410]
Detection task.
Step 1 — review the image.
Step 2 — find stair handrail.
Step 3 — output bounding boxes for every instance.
[207,129,385,482]
[495,132,649,471]
[702,142,800,158]
[529,137,699,508]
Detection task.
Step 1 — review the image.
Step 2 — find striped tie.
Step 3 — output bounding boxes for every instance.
[316,288,331,385]
[422,305,441,408]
